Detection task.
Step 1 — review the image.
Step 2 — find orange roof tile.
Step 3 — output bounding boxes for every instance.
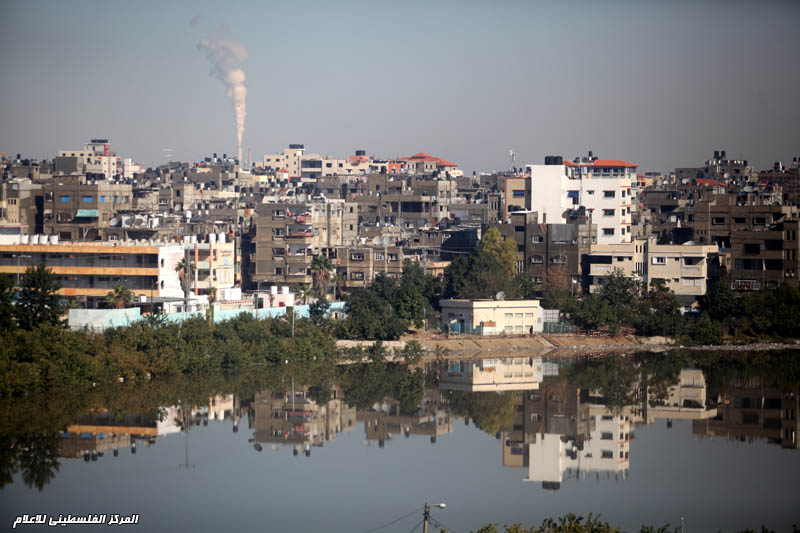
[583,159,637,168]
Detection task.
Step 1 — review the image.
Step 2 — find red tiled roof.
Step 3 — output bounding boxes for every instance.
[398,152,458,167]
[386,162,402,173]
[582,159,637,168]
[696,178,725,187]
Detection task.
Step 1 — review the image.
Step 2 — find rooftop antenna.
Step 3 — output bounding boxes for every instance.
[495,291,505,301]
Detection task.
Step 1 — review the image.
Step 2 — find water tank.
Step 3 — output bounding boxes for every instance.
[218,233,226,244]
[31,234,40,244]
[555,156,563,165]
[544,156,553,165]
[270,286,278,295]
[355,149,366,156]
[281,286,289,295]
[209,233,217,244]
[49,234,58,245]
[191,235,197,244]
[20,234,29,244]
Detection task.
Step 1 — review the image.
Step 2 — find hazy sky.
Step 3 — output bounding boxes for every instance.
[1,0,798,174]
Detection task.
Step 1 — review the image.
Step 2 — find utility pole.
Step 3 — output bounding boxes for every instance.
[422,503,430,533]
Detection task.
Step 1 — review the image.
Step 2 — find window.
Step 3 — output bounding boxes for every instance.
[603,228,615,236]
[712,217,725,225]
[532,235,543,243]
[734,217,746,224]
[350,253,364,261]
[274,267,283,275]
[504,313,513,318]
[601,450,614,459]
[350,271,364,280]
[512,190,525,198]
[743,243,760,255]
[587,190,595,195]
[515,313,523,318]
[531,255,543,264]
[552,255,566,264]
[652,257,666,265]
[525,313,534,318]
[533,276,543,283]
[388,254,398,262]
[60,195,71,203]
[603,191,615,198]
[602,209,615,216]
[601,432,613,440]
[752,217,767,225]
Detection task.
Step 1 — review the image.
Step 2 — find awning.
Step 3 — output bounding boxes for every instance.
[76,209,99,217]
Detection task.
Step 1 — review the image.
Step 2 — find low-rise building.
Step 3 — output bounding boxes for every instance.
[439,299,543,335]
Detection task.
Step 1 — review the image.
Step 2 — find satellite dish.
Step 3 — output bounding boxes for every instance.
[495,291,505,301]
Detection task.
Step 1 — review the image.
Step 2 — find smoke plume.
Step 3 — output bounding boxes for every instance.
[197,38,247,163]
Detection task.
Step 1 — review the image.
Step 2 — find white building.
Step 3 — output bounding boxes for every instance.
[439,299,543,335]
[437,357,543,392]
[524,155,636,245]
[261,145,372,178]
[58,139,121,180]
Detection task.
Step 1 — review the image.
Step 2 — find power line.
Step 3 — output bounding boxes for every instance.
[409,519,425,533]
[430,516,459,533]
[362,507,424,533]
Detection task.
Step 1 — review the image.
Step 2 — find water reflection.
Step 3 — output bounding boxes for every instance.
[2,351,798,494]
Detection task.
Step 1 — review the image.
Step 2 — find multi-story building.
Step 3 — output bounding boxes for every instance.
[58,139,122,180]
[0,178,42,235]
[729,219,800,292]
[251,200,358,287]
[183,234,236,295]
[586,238,719,309]
[493,210,595,289]
[261,145,372,178]
[522,153,636,244]
[43,176,133,241]
[0,238,183,307]
[436,356,543,392]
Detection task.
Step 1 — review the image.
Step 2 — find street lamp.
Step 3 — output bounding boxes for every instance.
[422,503,446,533]
[12,254,31,287]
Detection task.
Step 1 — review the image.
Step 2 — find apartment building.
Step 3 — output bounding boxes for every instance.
[58,139,121,180]
[493,210,595,288]
[43,176,133,241]
[251,200,358,286]
[523,154,635,244]
[729,218,800,292]
[261,145,372,178]
[184,234,235,295]
[0,239,183,307]
[586,238,719,307]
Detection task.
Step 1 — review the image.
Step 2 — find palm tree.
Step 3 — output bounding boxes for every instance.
[333,272,347,301]
[175,257,195,296]
[105,282,132,309]
[310,255,333,299]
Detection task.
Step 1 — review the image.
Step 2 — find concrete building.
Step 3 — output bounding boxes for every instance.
[0,239,183,307]
[58,139,121,180]
[183,234,235,295]
[439,299,543,335]
[523,154,636,244]
[251,200,358,287]
[586,238,719,308]
[43,176,133,241]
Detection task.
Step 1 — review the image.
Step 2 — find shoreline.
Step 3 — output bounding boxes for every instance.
[336,334,800,360]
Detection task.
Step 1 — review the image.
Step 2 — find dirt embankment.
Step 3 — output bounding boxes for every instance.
[336,333,674,360]
[335,332,800,361]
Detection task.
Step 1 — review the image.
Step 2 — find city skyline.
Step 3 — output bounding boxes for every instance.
[1,0,799,173]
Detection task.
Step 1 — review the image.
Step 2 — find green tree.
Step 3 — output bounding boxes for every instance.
[175,257,194,295]
[332,271,347,301]
[0,275,15,331]
[702,278,736,322]
[105,282,133,309]
[296,284,312,305]
[480,227,517,277]
[14,265,63,330]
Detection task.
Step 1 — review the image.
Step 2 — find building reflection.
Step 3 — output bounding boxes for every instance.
[250,387,356,456]
[358,389,453,447]
[691,381,798,449]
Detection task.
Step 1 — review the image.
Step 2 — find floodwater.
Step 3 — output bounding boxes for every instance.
[2,351,799,532]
